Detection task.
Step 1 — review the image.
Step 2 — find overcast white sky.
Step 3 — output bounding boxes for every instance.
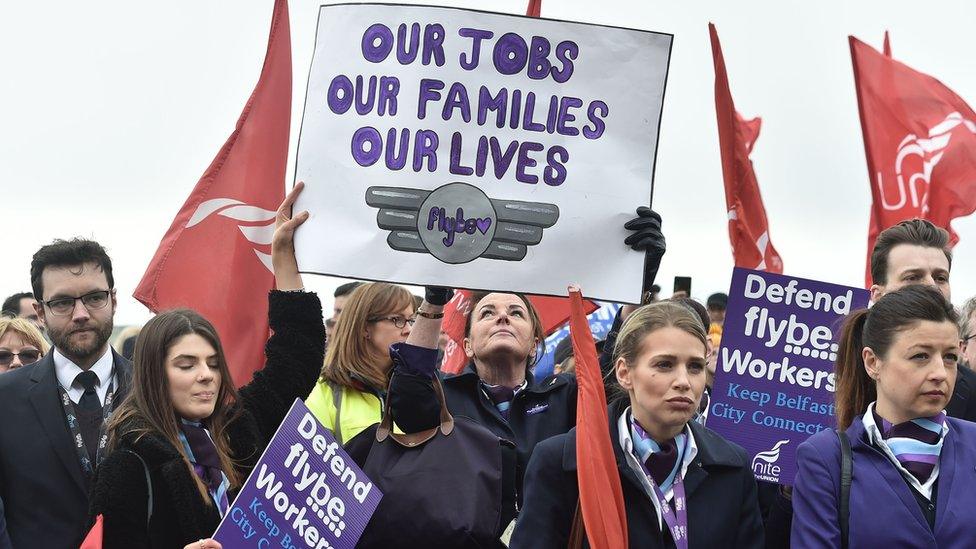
[3,0,976,326]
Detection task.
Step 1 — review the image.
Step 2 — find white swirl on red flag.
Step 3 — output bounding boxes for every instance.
[186,198,277,272]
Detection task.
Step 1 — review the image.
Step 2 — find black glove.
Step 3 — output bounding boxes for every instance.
[623,207,666,300]
[424,286,454,306]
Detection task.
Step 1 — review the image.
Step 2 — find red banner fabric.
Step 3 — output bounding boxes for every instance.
[79,514,103,549]
[850,35,976,285]
[709,23,784,274]
[133,0,292,386]
[571,289,628,548]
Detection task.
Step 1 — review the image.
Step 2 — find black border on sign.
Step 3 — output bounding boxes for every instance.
[292,2,675,305]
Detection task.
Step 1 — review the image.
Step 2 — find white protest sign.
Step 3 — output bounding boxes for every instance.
[294,3,672,303]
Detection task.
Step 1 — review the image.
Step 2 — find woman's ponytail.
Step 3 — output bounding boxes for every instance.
[834,309,873,430]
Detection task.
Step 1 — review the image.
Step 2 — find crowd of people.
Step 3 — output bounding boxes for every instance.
[2,178,975,548]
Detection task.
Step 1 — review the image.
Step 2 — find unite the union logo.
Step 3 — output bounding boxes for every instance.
[751,439,790,482]
[877,112,976,214]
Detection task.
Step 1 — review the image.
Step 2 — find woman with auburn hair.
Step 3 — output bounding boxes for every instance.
[305,280,417,444]
[89,183,325,549]
[511,300,763,548]
[0,317,49,373]
[793,284,976,547]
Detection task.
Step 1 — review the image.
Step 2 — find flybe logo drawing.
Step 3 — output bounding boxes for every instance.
[366,182,558,264]
[186,198,277,272]
[751,439,790,482]
[877,112,976,213]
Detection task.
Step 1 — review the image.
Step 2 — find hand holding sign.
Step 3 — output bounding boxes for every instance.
[272,182,309,291]
[184,540,221,549]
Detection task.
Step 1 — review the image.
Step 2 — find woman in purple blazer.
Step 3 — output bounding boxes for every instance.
[792,285,976,547]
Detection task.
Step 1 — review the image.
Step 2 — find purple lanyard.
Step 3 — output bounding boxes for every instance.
[639,433,690,549]
[650,471,688,549]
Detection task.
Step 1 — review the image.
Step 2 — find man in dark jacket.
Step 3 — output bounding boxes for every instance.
[0,239,132,548]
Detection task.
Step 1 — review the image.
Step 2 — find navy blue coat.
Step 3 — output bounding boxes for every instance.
[391,363,577,502]
[510,398,764,548]
[0,497,11,549]
[793,415,976,547]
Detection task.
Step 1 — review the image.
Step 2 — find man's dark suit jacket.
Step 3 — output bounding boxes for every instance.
[0,350,132,549]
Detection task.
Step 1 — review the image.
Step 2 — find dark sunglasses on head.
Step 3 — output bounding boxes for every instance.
[0,349,41,367]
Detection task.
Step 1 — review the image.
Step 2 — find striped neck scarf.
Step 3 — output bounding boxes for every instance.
[481,381,526,419]
[630,416,686,493]
[179,419,231,516]
[872,408,947,484]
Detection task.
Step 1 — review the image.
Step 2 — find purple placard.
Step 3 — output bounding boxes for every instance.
[213,399,382,548]
[707,268,870,485]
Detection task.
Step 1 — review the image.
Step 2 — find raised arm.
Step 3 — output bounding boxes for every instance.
[237,182,325,441]
[387,287,451,433]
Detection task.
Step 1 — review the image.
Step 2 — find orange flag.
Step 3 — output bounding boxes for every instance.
[79,515,103,549]
[134,0,291,385]
[570,287,627,548]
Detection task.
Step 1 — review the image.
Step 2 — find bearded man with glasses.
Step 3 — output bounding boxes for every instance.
[0,238,134,548]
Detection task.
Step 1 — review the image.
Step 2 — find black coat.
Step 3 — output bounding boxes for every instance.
[510,398,764,549]
[0,348,132,548]
[391,363,578,500]
[89,291,325,548]
[0,497,11,549]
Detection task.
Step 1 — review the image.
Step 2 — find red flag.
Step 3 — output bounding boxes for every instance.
[134,0,291,386]
[439,290,598,374]
[709,23,784,274]
[851,35,976,286]
[570,287,627,548]
[525,0,542,17]
[79,515,103,549]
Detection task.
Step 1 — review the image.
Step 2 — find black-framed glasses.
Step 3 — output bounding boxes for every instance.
[43,290,113,316]
[367,315,415,329]
[0,349,41,367]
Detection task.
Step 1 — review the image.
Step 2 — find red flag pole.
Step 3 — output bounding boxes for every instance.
[883,30,892,57]
[525,0,542,17]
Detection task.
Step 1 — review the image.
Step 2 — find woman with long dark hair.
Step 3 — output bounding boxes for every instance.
[89,184,325,548]
[792,285,976,546]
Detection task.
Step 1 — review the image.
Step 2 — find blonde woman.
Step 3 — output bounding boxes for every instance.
[0,317,49,373]
[512,301,763,548]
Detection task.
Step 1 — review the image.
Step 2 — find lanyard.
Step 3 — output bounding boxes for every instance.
[637,432,690,549]
[57,372,116,476]
[650,471,688,549]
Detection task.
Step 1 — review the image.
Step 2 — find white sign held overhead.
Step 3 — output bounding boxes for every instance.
[294,3,672,302]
